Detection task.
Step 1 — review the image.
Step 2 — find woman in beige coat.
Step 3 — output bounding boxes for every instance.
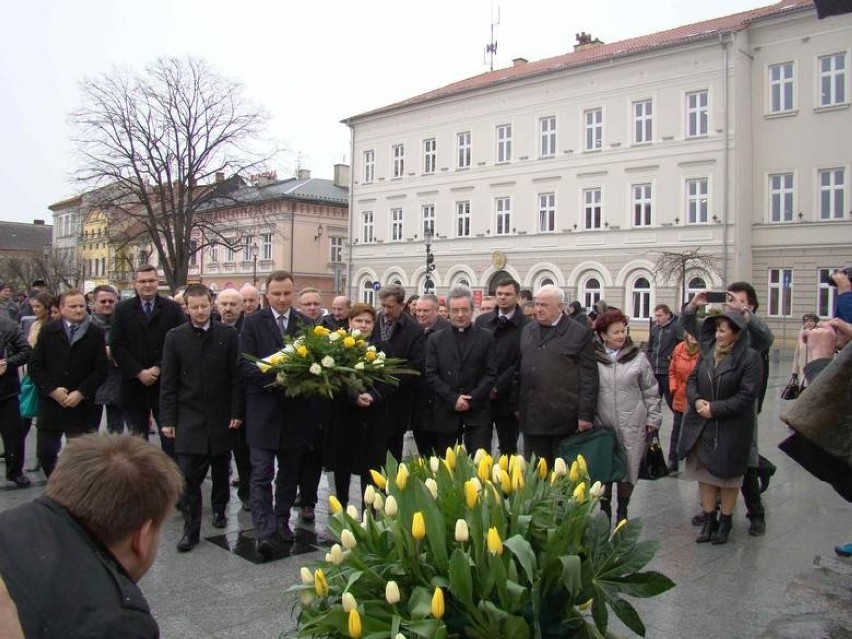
[593,308,662,522]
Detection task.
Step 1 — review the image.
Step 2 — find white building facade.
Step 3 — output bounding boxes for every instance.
[344,0,851,343]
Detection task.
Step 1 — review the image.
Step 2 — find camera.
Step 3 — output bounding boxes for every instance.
[824,267,852,287]
[705,291,728,304]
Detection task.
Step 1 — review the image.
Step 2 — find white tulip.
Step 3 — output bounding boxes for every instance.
[385,580,401,605]
[384,495,399,516]
[341,592,357,613]
[341,529,357,550]
[425,478,438,499]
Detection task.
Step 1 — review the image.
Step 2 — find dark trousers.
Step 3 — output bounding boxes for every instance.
[123,404,175,459]
[741,467,765,521]
[656,374,674,411]
[229,427,251,503]
[386,398,412,463]
[523,433,565,464]
[297,440,323,509]
[462,421,493,456]
[669,411,684,463]
[433,430,463,455]
[494,412,519,456]
[250,446,301,541]
[0,398,25,480]
[178,452,230,539]
[90,403,125,434]
[334,471,370,507]
[37,428,94,478]
[413,429,438,457]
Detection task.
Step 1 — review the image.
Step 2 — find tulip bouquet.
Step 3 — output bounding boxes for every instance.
[290,447,674,638]
[245,325,418,399]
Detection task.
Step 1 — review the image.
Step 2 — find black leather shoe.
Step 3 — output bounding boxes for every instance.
[256,537,277,559]
[712,515,733,545]
[748,517,766,537]
[211,512,227,529]
[177,534,199,552]
[301,506,316,523]
[696,512,718,543]
[279,520,295,542]
[10,474,31,488]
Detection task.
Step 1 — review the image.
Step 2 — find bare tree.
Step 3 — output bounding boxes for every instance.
[653,247,721,304]
[71,57,277,292]
[0,251,78,294]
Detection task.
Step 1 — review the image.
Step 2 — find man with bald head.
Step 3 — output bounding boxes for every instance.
[322,296,351,330]
[239,285,261,316]
[297,288,323,322]
[217,289,245,331]
[518,284,598,463]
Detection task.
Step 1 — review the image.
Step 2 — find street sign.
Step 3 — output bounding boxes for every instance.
[372,281,382,291]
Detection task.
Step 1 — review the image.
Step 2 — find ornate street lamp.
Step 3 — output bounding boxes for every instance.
[423,228,436,293]
[251,241,259,286]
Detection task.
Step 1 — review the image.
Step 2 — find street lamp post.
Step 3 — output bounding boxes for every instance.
[251,241,259,286]
[423,228,436,293]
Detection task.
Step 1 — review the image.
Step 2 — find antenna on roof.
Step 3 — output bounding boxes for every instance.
[484,3,500,71]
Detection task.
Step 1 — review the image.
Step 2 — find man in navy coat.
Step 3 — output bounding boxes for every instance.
[239,271,313,556]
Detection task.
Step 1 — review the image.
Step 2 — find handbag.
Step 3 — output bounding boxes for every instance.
[639,431,669,480]
[557,426,628,484]
[780,374,800,400]
[18,374,39,419]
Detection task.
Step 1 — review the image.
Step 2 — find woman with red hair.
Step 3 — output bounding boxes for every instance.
[592,308,661,523]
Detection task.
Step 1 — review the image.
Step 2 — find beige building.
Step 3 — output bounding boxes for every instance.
[343,0,851,343]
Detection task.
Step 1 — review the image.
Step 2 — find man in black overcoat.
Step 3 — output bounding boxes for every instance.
[475,277,529,456]
[29,290,108,476]
[412,294,451,455]
[160,285,244,552]
[376,284,425,462]
[425,286,497,454]
[239,270,313,556]
[110,265,185,458]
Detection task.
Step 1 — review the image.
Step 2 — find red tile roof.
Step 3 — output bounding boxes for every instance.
[344,0,814,123]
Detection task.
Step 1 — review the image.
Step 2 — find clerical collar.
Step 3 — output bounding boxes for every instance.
[454,326,469,333]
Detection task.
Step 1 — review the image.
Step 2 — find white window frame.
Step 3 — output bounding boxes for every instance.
[456,201,471,237]
[633,100,653,144]
[361,211,374,244]
[540,116,556,158]
[422,204,435,237]
[686,275,708,305]
[209,244,218,263]
[261,233,273,260]
[363,149,375,183]
[361,279,375,306]
[768,268,793,317]
[457,131,471,169]
[632,183,653,227]
[686,178,709,224]
[581,276,603,311]
[423,138,436,174]
[818,167,846,220]
[392,144,405,178]
[584,108,603,151]
[241,235,253,262]
[329,236,343,263]
[630,276,653,321]
[496,124,512,163]
[390,207,404,242]
[686,90,709,137]
[768,62,795,113]
[817,268,838,317]
[818,53,847,107]
[495,197,511,235]
[538,192,555,233]
[769,173,795,223]
[583,187,602,230]
[225,243,236,263]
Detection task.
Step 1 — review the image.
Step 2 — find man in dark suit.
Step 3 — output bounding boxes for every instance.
[425,286,497,454]
[110,265,185,459]
[160,285,244,552]
[0,315,32,487]
[377,284,425,462]
[412,294,450,455]
[29,290,108,476]
[475,277,530,456]
[239,270,313,556]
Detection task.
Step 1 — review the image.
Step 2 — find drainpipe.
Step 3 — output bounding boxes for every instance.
[290,199,295,273]
[346,122,355,300]
[720,32,730,283]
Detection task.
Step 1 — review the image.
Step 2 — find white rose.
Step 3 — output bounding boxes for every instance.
[321,355,335,368]
[309,363,322,375]
[328,331,341,342]
[283,344,295,354]
[354,361,365,370]
[351,329,361,339]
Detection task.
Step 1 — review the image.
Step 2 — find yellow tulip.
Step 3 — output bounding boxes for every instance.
[313,325,326,336]
[268,352,284,366]
[464,480,479,509]
[431,587,445,619]
[486,526,504,556]
[498,468,512,494]
[395,463,409,490]
[612,517,629,538]
[514,455,527,473]
[314,569,328,597]
[369,469,387,490]
[412,511,426,540]
[329,495,343,514]
[511,465,525,491]
[343,336,356,348]
[576,454,588,475]
[477,455,494,484]
[455,518,469,542]
[385,580,401,605]
[348,608,362,639]
[444,446,457,470]
[341,592,357,613]
[569,460,580,483]
[256,361,271,373]
[536,457,548,480]
[296,345,308,357]
[473,448,487,464]
[553,457,568,478]
[573,482,587,504]
[356,339,365,348]
[498,454,509,471]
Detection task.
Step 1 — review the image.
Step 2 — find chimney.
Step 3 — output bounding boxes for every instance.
[215,172,225,183]
[33,219,45,225]
[574,32,604,52]
[297,169,311,180]
[512,57,528,67]
[333,164,350,188]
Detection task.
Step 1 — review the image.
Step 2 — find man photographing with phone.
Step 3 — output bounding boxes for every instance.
[827,266,851,322]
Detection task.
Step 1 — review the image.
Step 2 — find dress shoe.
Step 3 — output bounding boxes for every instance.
[696,512,718,543]
[256,537,277,559]
[711,514,733,545]
[279,520,295,543]
[176,534,199,552]
[211,512,227,529]
[9,474,31,488]
[748,517,766,537]
[300,506,316,523]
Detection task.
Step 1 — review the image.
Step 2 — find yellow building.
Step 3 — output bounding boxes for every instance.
[79,209,112,291]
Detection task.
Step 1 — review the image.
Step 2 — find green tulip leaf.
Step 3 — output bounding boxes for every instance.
[448,547,474,606]
[504,534,538,585]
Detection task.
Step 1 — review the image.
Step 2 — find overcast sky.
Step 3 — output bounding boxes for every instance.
[0,0,770,225]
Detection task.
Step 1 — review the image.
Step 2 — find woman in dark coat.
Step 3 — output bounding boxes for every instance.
[678,309,763,545]
[323,303,391,507]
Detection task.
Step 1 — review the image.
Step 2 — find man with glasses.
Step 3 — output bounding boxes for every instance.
[88,285,124,434]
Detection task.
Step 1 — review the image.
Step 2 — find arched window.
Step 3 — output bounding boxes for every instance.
[686,276,707,304]
[582,277,602,310]
[631,276,652,320]
[532,272,557,290]
[361,279,375,306]
[452,276,470,288]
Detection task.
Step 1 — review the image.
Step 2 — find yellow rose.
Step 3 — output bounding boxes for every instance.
[431,587,445,619]
[343,336,356,348]
[369,469,387,490]
[314,569,328,597]
[348,608,362,639]
[296,345,308,357]
[412,511,426,541]
[365,351,377,361]
[486,526,503,555]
